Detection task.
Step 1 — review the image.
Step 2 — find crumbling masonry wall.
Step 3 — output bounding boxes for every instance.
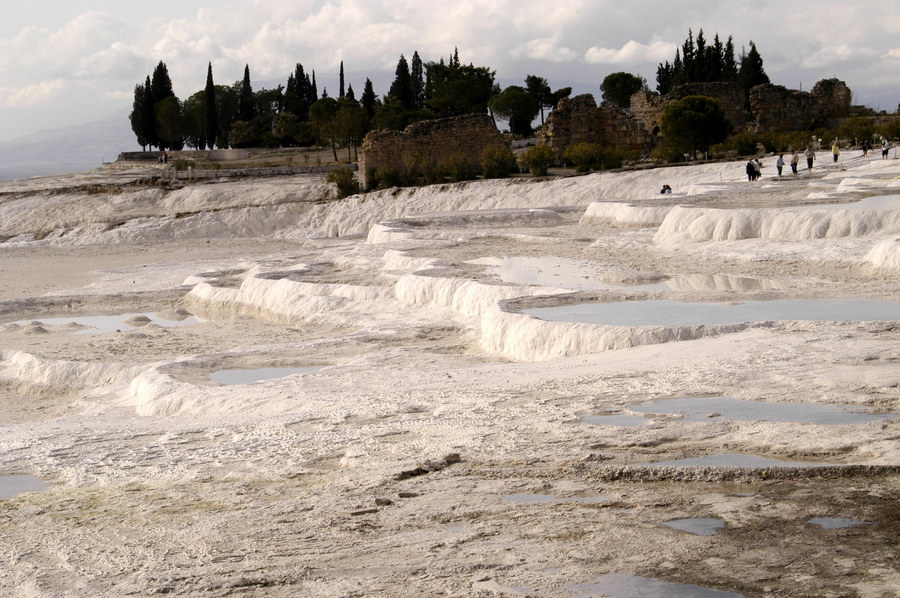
[748,78,852,132]
[359,114,505,190]
[538,94,650,159]
[629,78,853,137]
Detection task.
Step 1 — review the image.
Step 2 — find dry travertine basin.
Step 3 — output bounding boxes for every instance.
[1,153,899,597]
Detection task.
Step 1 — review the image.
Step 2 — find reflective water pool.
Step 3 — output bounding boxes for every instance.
[0,475,49,499]
[585,397,893,427]
[638,454,826,468]
[524,298,900,327]
[665,518,725,536]
[208,366,325,385]
[11,312,197,334]
[569,572,744,597]
[807,517,873,529]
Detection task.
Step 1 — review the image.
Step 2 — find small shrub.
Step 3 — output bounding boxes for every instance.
[519,145,555,176]
[440,153,477,182]
[563,142,603,172]
[326,166,359,198]
[373,166,401,190]
[480,144,516,179]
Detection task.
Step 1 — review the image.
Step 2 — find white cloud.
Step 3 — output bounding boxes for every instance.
[585,40,676,65]
[516,37,579,63]
[0,79,67,108]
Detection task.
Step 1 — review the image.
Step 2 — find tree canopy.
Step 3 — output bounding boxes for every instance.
[489,86,540,137]
[600,72,647,110]
[660,95,732,158]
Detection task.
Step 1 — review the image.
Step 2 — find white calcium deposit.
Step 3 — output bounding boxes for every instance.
[1,152,898,597]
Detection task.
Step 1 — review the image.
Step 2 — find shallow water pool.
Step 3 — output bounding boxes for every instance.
[524,298,900,327]
[665,517,725,536]
[584,396,893,427]
[638,453,826,468]
[807,517,873,529]
[0,475,49,499]
[208,366,325,385]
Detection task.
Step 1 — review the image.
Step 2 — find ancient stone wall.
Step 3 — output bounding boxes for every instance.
[538,94,650,159]
[630,82,745,136]
[748,78,852,133]
[358,114,505,190]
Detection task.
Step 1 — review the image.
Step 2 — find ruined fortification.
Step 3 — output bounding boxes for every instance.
[541,78,854,155]
[358,114,504,189]
[537,94,650,158]
[630,78,852,137]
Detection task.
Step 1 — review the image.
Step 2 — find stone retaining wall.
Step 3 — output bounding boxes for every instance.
[358,114,505,190]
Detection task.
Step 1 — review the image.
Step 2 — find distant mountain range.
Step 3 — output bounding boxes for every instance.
[0,109,142,180]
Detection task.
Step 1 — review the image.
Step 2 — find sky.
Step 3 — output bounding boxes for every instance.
[1,0,898,142]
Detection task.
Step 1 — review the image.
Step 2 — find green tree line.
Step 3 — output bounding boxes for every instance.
[129,49,576,153]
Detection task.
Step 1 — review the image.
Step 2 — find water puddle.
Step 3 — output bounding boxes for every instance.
[467,256,809,294]
[524,298,900,327]
[569,572,744,597]
[10,312,197,335]
[807,517,873,529]
[0,475,49,499]
[665,518,725,536]
[584,397,893,427]
[208,366,325,385]
[638,453,826,468]
[808,194,900,211]
[502,494,610,505]
[632,397,893,425]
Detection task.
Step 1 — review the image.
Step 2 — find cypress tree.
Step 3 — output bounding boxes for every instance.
[339,61,345,99]
[150,61,174,105]
[361,78,376,118]
[130,81,148,150]
[142,76,156,148]
[204,62,217,149]
[239,64,255,121]
[411,51,425,110]
[389,54,413,110]
[346,83,355,102]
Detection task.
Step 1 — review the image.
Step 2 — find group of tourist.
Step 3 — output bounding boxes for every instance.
[753,137,892,183]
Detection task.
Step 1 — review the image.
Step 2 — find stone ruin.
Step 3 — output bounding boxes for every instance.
[359,79,856,182]
[540,78,855,156]
[630,78,852,137]
[358,114,505,190]
[537,95,650,159]
[748,78,852,132]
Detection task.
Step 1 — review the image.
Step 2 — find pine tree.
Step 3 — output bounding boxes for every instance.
[361,78,376,118]
[239,64,255,121]
[205,62,217,149]
[723,36,738,81]
[339,61,345,99]
[411,51,425,110]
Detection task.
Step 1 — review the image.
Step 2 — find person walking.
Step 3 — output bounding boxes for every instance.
[883,137,890,159]
[832,141,840,163]
[804,145,815,173]
[790,150,799,179]
[776,154,785,180]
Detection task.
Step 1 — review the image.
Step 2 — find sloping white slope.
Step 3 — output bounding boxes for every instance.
[654,205,900,243]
